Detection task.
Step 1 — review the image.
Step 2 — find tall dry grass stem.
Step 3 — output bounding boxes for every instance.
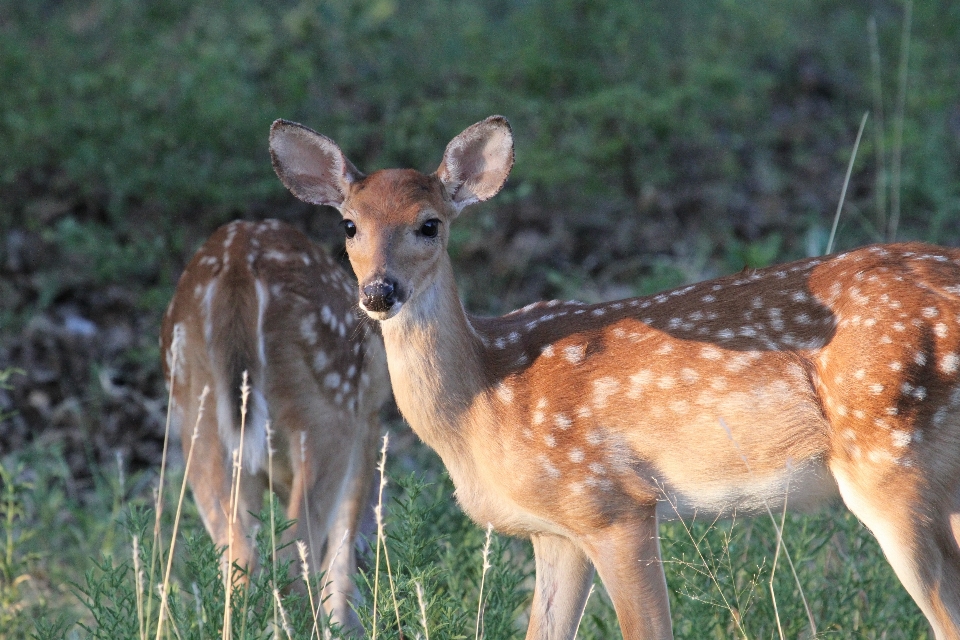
[274,589,294,640]
[826,112,869,255]
[133,535,145,640]
[223,448,240,640]
[297,541,322,640]
[371,434,403,638]
[415,581,429,640]
[224,371,251,640]
[148,325,183,629]
[475,523,494,640]
[156,386,207,640]
[265,420,278,632]
[768,474,792,640]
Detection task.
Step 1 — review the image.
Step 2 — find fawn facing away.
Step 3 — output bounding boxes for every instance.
[269,116,960,639]
[160,219,390,631]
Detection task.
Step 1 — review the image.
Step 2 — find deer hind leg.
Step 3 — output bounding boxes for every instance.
[524,534,595,640]
[320,412,379,634]
[283,425,357,606]
[183,398,263,582]
[581,507,672,640]
[832,461,960,640]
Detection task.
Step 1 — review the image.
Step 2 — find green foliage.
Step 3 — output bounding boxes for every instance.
[0,460,36,638]
[359,473,529,639]
[0,443,936,638]
[0,369,23,424]
[2,0,958,248]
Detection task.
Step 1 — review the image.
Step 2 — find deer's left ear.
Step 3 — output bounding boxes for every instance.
[269,119,364,208]
[436,115,514,215]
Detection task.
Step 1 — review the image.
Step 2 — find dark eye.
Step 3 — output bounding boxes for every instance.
[419,219,440,238]
[341,220,357,239]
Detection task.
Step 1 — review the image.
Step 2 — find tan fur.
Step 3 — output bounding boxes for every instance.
[160,219,390,631]
[270,117,960,639]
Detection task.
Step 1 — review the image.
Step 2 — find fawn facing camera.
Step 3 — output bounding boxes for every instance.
[271,116,960,639]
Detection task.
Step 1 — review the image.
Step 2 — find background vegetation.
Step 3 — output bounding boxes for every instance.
[1,0,959,636]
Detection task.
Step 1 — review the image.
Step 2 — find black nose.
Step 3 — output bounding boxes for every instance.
[361,279,398,312]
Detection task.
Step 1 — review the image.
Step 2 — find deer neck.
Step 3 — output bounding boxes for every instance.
[378,259,486,458]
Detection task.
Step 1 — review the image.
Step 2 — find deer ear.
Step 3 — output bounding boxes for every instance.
[269,119,364,208]
[436,115,514,214]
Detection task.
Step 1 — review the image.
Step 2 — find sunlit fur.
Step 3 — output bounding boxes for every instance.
[270,116,960,640]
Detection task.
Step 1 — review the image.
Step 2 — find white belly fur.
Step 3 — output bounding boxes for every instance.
[655,457,839,520]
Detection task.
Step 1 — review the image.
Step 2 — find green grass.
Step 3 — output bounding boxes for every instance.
[0,0,955,636]
[0,434,929,639]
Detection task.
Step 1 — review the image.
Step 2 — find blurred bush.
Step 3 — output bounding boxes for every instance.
[1,0,960,471]
[1,1,957,245]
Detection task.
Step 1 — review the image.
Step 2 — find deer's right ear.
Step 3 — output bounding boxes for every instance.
[269,120,364,208]
[436,115,514,214]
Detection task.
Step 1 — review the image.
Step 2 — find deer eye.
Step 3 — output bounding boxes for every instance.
[341,220,357,239]
[419,219,440,238]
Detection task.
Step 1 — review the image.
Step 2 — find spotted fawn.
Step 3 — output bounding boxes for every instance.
[270,116,960,639]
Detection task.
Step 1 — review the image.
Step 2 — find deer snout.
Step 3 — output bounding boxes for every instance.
[360,278,401,314]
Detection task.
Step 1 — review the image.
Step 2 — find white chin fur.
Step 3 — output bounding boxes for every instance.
[361,303,402,321]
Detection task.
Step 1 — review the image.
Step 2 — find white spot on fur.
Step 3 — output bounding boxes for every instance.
[313,351,329,373]
[593,377,620,408]
[324,372,341,388]
[701,346,723,360]
[670,399,690,413]
[657,375,676,389]
[585,430,603,446]
[538,455,560,478]
[940,353,959,375]
[300,313,318,346]
[628,370,652,398]
[563,344,586,365]
[891,431,912,448]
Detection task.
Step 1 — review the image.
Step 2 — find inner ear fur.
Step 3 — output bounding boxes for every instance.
[269,119,364,208]
[436,115,514,213]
